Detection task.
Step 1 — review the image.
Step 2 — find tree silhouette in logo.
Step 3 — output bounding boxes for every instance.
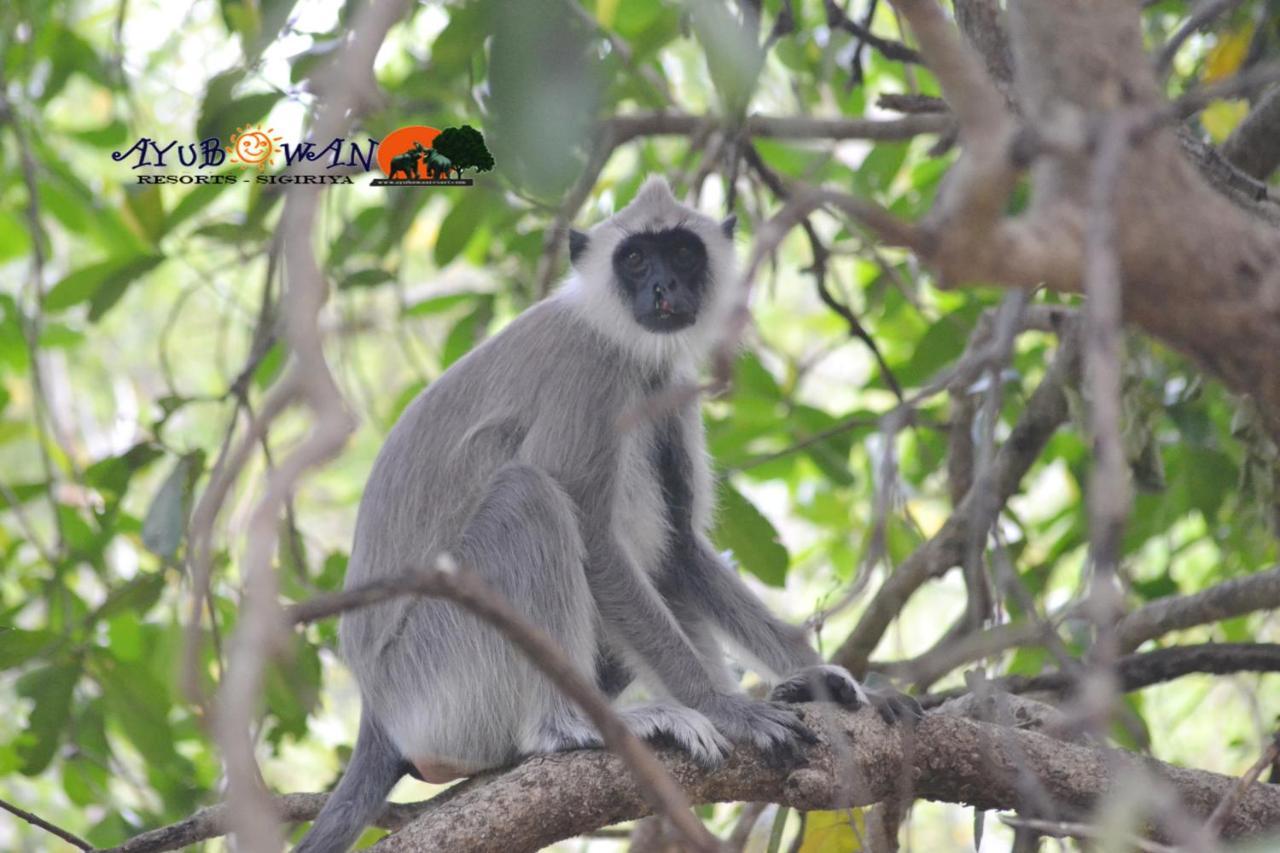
[430,125,495,180]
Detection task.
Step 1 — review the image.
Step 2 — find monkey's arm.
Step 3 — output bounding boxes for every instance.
[683,540,922,721]
[585,533,731,705]
[584,532,817,753]
[682,539,822,677]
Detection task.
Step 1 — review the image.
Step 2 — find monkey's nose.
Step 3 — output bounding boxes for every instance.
[653,285,674,316]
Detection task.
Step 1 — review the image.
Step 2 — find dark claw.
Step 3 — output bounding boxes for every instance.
[828,672,864,708]
[869,690,924,725]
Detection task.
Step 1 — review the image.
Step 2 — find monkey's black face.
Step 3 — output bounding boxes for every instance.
[611,228,709,333]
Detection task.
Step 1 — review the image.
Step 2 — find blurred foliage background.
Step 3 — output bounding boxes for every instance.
[0,0,1278,849]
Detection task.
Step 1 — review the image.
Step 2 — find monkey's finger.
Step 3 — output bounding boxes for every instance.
[869,691,924,725]
[824,672,865,709]
[770,707,819,744]
[769,678,813,704]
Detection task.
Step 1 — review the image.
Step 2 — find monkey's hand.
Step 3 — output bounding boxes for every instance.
[770,664,923,724]
[697,693,817,766]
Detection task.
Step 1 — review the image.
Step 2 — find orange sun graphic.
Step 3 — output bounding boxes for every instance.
[227,125,285,171]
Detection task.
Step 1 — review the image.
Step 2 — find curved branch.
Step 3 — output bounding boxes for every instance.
[107,705,1280,852]
[920,642,1280,708]
[832,330,1078,675]
[1115,567,1280,653]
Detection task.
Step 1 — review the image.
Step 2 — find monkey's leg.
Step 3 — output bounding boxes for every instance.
[374,463,599,781]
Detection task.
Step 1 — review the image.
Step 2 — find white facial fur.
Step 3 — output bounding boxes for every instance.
[559,176,740,369]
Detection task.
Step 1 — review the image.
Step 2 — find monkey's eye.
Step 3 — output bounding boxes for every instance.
[623,250,645,271]
[673,246,695,267]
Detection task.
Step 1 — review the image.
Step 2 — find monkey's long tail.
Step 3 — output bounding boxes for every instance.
[294,710,406,853]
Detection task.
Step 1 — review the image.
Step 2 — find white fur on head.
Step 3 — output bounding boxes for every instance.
[558,175,739,370]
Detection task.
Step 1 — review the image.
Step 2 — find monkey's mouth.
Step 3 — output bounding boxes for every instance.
[638,285,695,332]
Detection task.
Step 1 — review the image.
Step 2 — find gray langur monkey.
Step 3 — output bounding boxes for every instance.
[296,176,920,853]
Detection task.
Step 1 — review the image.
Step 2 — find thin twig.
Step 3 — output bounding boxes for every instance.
[1206,731,1280,836]
[998,815,1177,853]
[1154,0,1244,76]
[0,796,92,851]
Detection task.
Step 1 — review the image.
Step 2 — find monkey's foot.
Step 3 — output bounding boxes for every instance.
[618,702,729,768]
[523,714,603,756]
[771,664,923,724]
[699,694,817,767]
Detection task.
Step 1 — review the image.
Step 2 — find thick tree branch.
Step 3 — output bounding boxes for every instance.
[606,112,951,143]
[1114,566,1280,653]
[351,707,1280,850]
[1222,85,1280,181]
[101,795,426,853]
[104,694,1280,852]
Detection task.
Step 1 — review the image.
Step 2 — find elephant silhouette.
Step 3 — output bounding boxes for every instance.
[388,142,429,180]
[425,149,453,180]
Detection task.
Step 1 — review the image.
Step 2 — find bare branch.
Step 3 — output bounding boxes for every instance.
[832,330,1079,675]
[1154,0,1244,76]
[369,707,1280,849]
[1115,566,1280,653]
[1208,732,1280,837]
[0,796,92,851]
[101,794,425,853]
[998,815,1178,853]
[886,0,1008,136]
[607,112,952,144]
[919,642,1280,708]
[1222,84,1280,181]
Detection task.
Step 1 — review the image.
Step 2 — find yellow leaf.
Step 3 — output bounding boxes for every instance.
[596,0,619,29]
[1203,23,1255,82]
[795,809,867,853]
[1202,99,1249,142]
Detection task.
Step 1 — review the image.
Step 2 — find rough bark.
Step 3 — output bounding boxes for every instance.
[370,705,1280,851]
[1222,85,1280,180]
[882,0,1280,439]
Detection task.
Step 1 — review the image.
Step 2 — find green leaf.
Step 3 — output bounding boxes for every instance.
[16,662,81,774]
[442,299,493,367]
[98,653,181,768]
[123,185,167,244]
[94,571,167,623]
[44,254,165,321]
[84,442,163,500]
[168,178,234,231]
[339,268,396,290]
[0,210,32,263]
[69,120,130,149]
[712,481,789,587]
[0,628,59,670]
[897,302,982,387]
[142,453,204,559]
[434,192,489,266]
[403,292,477,317]
[197,91,280,143]
[253,340,287,389]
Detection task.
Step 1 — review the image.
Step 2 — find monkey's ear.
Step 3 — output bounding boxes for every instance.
[720,215,737,238]
[569,229,589,266]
